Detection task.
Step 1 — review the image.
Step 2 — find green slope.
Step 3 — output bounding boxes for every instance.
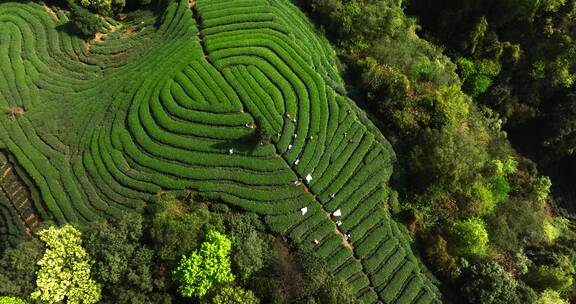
[0,0,442,302]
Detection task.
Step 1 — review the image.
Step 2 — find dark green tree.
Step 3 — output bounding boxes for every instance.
[227,215,269,283]
[0,239,43,299]
[84,212,165,304]
[459,261,523,304]
[68,0,103,37]
[150,202,224,262]
[294,247,362,304]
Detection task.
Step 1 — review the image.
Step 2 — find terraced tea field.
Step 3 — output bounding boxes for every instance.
[0,0,443,302]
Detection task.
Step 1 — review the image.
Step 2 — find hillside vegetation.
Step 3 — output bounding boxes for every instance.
[407,0,576,210]
[0,0,442,302]
[1,0,574,303]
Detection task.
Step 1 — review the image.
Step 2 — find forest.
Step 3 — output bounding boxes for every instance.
[0,0,575,303]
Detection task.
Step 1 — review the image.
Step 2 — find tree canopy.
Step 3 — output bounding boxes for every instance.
[0,296,26,304]
[449,218,489,256]
[211,286,260,304]
[31,225,101,304]
[172,230,235,298]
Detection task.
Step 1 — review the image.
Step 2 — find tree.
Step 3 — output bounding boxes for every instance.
[538,289,569,304]
[227,215,269,283]
[459,261,522,304]
[422,233,461,280]
[471,181,497,215]
[449,218,489,256]
[84,212,159,304]
[77,0,154,16]
[406,0,576,213]
[456,58,500,97]
[294,247,362,304]
[31,225,101,304]
[151,202,224,262]
[172,230,235,298]
[532,176,552,202]
[79,0,114,16]
[0,296,26,304]
[68,0,102,37]
[0,239,43,297]
[526,265,574,293]
[211,286,260,304]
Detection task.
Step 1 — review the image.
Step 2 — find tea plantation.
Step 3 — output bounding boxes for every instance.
[0,0,443,302]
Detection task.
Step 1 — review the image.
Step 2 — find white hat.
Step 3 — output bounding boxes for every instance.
[332,209,341,217]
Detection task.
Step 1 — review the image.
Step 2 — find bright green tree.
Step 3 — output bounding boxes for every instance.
[532,176,552,202]
[538,289,568,304]
[211,286,260,304]
[471,182,497,215]
[31,225,101,304]
[0,296,26,304]
[449,218,489,256]
[172,230,235,298]
[456,58,500,97]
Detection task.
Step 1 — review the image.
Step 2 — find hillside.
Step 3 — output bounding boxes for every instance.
[0,0,442,302]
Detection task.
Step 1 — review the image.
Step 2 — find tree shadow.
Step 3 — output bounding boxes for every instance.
[210,133,263,156]
[55,22,83,38]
